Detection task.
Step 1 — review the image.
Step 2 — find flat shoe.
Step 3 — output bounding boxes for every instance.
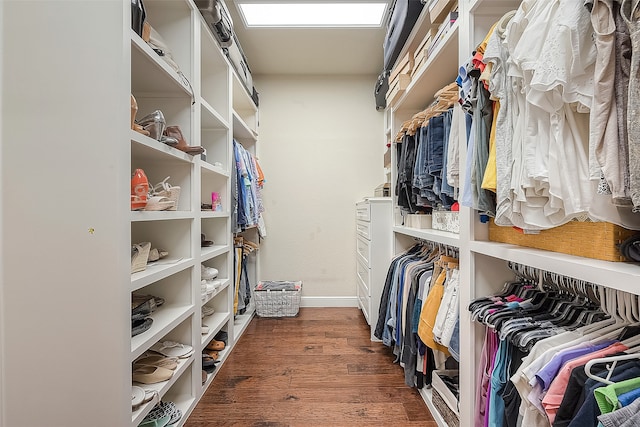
[206,340,225,351]
[134,355,178,370]
[150,341,193,358]
[132,365,173,384]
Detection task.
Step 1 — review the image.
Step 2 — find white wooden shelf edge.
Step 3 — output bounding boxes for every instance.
[200,346,232,393]
[130,304,194,359]
[131,130,194,163]
[130,29,192,97]
[201,279,231,306]
[201,245,231,262]
[393,226,460,247]
[130,211,195,222]
[201,311,232,346]
[232,111,258,142]
[418,388,449,427]
[470,241,640,292]
[200,161,230,177]
[131,355,194,426]
[233,305,255,341]
[232,73,257,114]
[166,396,196,427]
[200,210,230,219]
[201,98,230,130]
[131,258,195,292]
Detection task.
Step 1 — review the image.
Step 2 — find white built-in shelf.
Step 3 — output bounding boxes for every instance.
[131,258,194,292]
[391,5,433,71]
[201,346,231,391]
[232,111,258,143]
[201,99,229,130]
[130,304,194,360]
[393,226,460,247]
[165,395,196,427]
[131,131,194,163]
[131,355,194,426]
[200,211,230,219]
[233,305,255,341]
[131,211,194,222]
[201,279,231,306]
[470,241,640,293]
[419,388,448,427]
[396,21,460,112]
[232,74,257,115]
[201,311,232,346]
[201,244,230,262]
[130,30,192,97]
[200,161,229,177]
[469,0,521,13]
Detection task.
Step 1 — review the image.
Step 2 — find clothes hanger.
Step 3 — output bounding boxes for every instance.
[584,353,640,386]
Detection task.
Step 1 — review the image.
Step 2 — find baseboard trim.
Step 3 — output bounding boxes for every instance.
[300,296,358,307]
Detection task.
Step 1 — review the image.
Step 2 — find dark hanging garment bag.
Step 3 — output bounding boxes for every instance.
[374,70,390,111]
[383,0,424,71]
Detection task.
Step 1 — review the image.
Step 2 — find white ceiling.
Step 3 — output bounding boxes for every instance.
[226,0,387,76]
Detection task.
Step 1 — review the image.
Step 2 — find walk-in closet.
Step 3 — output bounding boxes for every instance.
[3,0,640,426]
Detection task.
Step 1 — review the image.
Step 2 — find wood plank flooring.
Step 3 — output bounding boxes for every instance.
[185,307,437,427]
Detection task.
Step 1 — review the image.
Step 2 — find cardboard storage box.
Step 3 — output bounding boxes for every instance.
[429,0,457,24]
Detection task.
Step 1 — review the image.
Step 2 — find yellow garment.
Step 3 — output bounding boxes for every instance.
[418,256,457,356]
[481,100,500,192]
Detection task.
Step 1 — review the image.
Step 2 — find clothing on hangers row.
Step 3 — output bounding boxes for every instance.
[233,140,266,235]
[469,262,640,427]
[375,241,460,389]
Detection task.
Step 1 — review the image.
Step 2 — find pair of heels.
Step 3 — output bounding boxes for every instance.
[131,169,178,211]
[131,95,204,155]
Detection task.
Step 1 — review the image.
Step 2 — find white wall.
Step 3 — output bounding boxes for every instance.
[254,75,384,303]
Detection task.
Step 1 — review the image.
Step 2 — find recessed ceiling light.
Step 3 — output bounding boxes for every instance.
[236,2,388,27]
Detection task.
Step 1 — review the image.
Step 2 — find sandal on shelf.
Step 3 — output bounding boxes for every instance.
[131,95,150,137]
[151,177,180,211]
[137,110,166,141]
[132,365,173,384]
[201,233,214,247]
[201,264,218,280]
[149,341,193,358]
[144,196,175,211]
[147,248,169,263]
[134,354,179,370]
[164,125,204,155]
[131,242,151,273]
[131,169,149,211]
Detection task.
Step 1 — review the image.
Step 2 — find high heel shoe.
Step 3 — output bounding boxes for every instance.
[164,125,205,155]
[131,169,149,210]
[137,110,166,141]
[131,95,150,137]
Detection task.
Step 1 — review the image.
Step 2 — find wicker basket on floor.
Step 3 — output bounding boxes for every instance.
[488,219,636,262]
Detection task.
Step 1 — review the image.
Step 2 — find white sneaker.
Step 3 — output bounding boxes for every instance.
[201,264,219,281]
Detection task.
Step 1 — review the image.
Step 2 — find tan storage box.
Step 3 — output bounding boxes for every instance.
[429,0,457,24]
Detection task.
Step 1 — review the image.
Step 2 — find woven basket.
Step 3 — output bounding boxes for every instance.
[488,220,636,262]
[432,388,459,427]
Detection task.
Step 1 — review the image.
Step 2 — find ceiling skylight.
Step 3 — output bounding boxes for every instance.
[236,2,388,27]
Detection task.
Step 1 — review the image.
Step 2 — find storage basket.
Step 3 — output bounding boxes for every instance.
[432,388,460,427]
[488,219,636,262]
[432,211,459,233]
[254,281,302,317]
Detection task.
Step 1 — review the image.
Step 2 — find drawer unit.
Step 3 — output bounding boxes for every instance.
[356,220,371,240]
[356,235,371,266]
[354,198,391,341]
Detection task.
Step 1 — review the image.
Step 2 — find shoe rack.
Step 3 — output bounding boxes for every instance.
[129,1,258,426]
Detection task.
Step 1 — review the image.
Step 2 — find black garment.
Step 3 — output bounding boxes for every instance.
[396,133,418,212]
[501,344,527,427]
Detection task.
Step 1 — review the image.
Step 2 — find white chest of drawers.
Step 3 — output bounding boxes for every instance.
[355,197,392,341]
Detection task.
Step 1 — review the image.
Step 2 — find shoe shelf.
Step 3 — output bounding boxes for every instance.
[155,365,197,427]
[201,99,229,130]
[201,244,230,262]
[131,31,192,98]
[199,21,230,122]
[202,278,231,306]
[395,21,460,112]
[201,344,232,391]
[200,160,229,178]
[131,354,195,426]
[393,226,461,247]
[201,211,229,219]
[233,304,256,342]
[131,131,194,164]
[232,111,258,143]
[131,212,195,222]
[131,304,194,360]
[470,241,640,294]
[201,311,232,347]
[131,258,194,292]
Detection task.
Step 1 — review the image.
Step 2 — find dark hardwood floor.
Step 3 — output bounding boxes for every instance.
[185,307,437,427]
